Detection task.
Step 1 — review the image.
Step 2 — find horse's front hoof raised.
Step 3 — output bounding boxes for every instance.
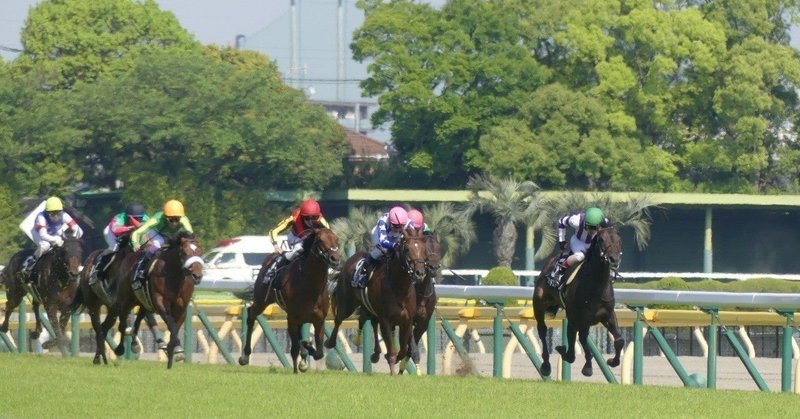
[555,346,575,363]
[238,355,250,366]
[582,365,593,377]
[371,353,380,364]
[0,324,8,333]
[607,358,620,368]
[114,345,125,357]
[29,330,40,340]
[298,359,309,373]
[173,346,185,362]
[323,337,336,349]
[130,340,141,354]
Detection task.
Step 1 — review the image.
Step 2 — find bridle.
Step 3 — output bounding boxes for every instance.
[398,235,427,282]
[310,229,340,268]
[595,228,622,279]
[178,236,204,285]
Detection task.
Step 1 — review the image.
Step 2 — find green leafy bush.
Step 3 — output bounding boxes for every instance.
[483,267,518,286]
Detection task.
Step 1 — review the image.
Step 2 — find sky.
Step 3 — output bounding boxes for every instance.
[0,0,293,60]
[3,1,800,61]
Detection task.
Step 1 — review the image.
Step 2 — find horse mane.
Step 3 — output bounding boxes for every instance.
[169,230,195,246]
[301,227,322,251]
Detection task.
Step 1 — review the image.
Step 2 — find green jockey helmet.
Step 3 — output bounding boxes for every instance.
[584,207,604,228]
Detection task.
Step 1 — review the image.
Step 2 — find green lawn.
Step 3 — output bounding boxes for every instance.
[2,353,799,418]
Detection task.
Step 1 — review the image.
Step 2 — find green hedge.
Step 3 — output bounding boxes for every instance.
[616,277,800,293]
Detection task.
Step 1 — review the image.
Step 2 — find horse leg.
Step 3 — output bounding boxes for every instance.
[238,302,261,366]
[153,296,180,369]
[534,305,552,377]
[578,326,593,377]
[604,314,625,368]
[555,319,577,364]
[143,311,166,351]
[287,319,302,373]
[310,317,325,361]
[113,310,129,357]
[397,319,413,375]
[0,287,23,334]
[94,306,117,365]
[31,301,42,342]
[52,305,70,357]
[324,283,355,349]
[379,320,397,375]
[371,317,381,364]
[129,310,147,354]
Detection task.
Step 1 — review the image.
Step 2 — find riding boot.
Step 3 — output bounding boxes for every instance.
[353,255,377,288]
[90,252,111,285]
[135,253,152,285]
[267,254,289,290]
[547,258,568,288]
[22,256,38,285]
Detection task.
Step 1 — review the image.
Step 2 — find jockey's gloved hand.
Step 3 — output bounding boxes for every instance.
[558,241,567,251]
[52,237,64,247]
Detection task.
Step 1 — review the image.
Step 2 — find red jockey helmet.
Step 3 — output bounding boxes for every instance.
[408,209,424,229]
[299,199,321,219]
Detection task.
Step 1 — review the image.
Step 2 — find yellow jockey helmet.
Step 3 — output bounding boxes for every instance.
[163,200,185,217]
[45,196,64,212]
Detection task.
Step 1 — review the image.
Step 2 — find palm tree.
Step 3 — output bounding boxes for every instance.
[535,192,655,258]
[418,202,476,268]
[465,174,549,268]
[329,206,381,256]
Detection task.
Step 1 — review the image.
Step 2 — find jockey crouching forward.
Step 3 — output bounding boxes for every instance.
[130,200,193,283]
[22,196,83,284]
[352,206,409,288]
[547,206,610,288]
[265,199,330,290]
[90,203,149,284]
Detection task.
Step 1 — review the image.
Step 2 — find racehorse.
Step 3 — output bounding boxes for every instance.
[532,226,624,377]
[71,239,165,364]
[324,228,427,375]
[0,231,83,355]
[238,227,341,373]
[402,233,440,373]
[110,231,204,369]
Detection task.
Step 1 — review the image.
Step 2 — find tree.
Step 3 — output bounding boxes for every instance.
[416,202,476,268]
[465,174,549,268]
[15,0,199,88]
[330,207,382,257]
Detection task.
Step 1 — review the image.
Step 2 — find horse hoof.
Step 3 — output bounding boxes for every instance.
[0,324,7,333]
[555,346,575,363]
[607,358,620,368]
[370,353,380,364]
[540,363,551,377]
[114,345,125,356]
[238,356,250,366]
[582,366,593,377]
[131,341,141,354]
[29,330,40,340]
[298,359,309,373]
[93,355,102,365]
[312,350,324,361]
[156,339,168,351]
[323,338,335,349]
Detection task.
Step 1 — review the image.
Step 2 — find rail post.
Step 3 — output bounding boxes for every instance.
[183,301,194,363]
[629,305,645,385]
[561,318,571,381]
[426,314,436,375]
[493,303,504,378]
[777,310,796,393]
[701,307,719,389]
[70,311,80,356]
[17,299,27,353]
[362,320,373,373]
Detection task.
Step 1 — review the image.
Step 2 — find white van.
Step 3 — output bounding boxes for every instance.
[203,235,287,282]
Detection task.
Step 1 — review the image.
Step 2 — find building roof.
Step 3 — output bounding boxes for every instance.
[345,128,388,160]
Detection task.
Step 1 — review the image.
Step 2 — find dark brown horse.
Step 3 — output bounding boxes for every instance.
[532,227,624,377]
[110,231,204,368]
[402,232,440,373]
[325,228,426,375]
[0,231,83,355]
[239,227,341,373]
[72,239,165,364]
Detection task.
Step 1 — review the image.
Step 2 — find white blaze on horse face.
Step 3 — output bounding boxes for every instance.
[190,244,197,252]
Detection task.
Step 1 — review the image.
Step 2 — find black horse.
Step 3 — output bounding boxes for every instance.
[1,231,83,355]
[541,226,625,377]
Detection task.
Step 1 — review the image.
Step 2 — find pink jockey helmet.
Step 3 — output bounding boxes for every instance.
[407,209,424,229]
[387,206,408,227]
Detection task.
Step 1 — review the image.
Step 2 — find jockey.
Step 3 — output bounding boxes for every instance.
[130,199,193,282]
[265,199,330,288]
[23,196,83,283]
[91,203,150,284]
[548,206,610,288]
[407,208,432,235]
[352,206,409,288]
